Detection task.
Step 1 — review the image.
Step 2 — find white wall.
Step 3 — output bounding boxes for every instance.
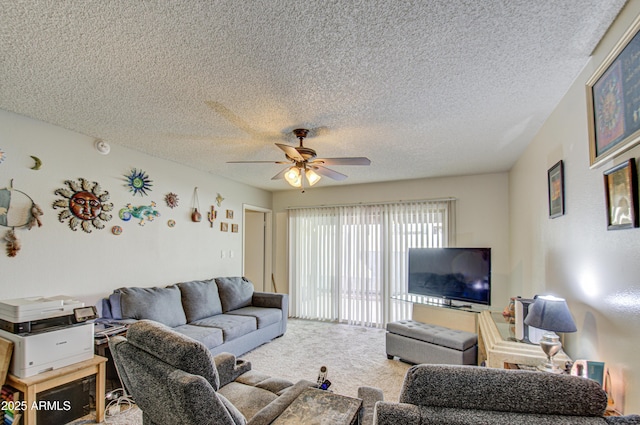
[509,3,640,414]
[0,110,271,310]
[271,173,510,307]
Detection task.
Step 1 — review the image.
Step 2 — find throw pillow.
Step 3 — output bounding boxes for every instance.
[215,277,254,312]
[177,279,223,322]
[118,285,187,328]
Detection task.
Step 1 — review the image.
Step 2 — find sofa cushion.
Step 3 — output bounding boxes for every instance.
[126,320,220,391]
[226,307,282,329]
[215,277,255,312]
[177,279,223,322]
[105,292,122,319]
[172,324,225,349]
[118,286,187,327]
[217,382,278,421]
[216,393,247,425]
[191,314,257,341]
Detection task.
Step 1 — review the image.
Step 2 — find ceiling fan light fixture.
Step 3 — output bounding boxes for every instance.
[284,166,302,187]
[305,168,321,186]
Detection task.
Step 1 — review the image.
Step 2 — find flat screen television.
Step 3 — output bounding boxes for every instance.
[408,247,491,306]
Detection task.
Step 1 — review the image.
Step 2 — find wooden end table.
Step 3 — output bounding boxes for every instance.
[5,355,107,425]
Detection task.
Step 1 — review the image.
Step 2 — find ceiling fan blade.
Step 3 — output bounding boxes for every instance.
[313,165,348,181]
[206,101,284,141]
[227,160,289,164]
[312,157,371,166]
[271,168,289,180]
[275,143,304,162]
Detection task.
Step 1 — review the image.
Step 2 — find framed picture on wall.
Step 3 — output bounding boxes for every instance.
[548,160,564,218]
[603,159,638,230]
[586,15,640,168]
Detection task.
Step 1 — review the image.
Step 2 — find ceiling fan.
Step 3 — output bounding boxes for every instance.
[227,128,371,190]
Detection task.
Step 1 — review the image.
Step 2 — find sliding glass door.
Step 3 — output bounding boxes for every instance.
[289,199,455,327]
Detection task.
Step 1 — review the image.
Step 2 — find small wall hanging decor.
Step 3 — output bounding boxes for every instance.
[53,178,114,233]
[119,202,160,226]
[111,225,123,235]
[216,193,224,207]
[226,209,234,219]
[603,159,638,230]
[548,160,564,218]
[165,192,179,209]
[4,229,20,257]
[1,180,44,256]
[207,205,217,228]
[30,155,42,170]
[191,187,202,222]
[125,168,153,196]
[167,219,176,228]
[232,224,239,233]
[0,148,6,164]
[586,15,640,168]
[221,222,228,232]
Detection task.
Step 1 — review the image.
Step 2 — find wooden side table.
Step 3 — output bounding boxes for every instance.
[478,310,570,368]
[5,355,107,425]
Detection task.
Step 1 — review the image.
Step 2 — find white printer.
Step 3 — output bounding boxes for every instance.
[0,296,94,378]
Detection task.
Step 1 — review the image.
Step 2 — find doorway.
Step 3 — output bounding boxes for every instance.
[243,205,272,292]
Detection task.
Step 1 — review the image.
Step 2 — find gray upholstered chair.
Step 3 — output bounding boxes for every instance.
[109,320,315,425]
[374,364,640,424]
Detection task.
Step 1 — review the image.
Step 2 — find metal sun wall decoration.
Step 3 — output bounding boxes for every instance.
[165,192,179,208]
[53,178,113,233]
[119,202,160,226]
[125,168,153,196]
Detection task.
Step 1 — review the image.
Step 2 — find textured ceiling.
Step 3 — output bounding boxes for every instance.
[0,1,627,191]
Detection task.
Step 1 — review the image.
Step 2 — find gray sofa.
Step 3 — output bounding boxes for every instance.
[101,276,287,356]
[374,364,640,424]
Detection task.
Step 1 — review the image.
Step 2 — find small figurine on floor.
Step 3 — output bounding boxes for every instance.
[317,366,332,390]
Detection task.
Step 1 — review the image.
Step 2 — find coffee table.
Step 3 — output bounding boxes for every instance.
[273,387,362,425]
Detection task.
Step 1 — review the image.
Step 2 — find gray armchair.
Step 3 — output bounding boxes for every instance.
[109,320,315,425]
[374,364,640,424]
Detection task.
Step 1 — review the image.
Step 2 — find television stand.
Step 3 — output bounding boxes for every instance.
[435,298,473,310]
[449,303,472,309]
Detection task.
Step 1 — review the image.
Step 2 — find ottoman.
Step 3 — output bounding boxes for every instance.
[386,320,477,365]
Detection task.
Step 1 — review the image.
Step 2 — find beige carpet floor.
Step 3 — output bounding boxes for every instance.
[70,318,411,424]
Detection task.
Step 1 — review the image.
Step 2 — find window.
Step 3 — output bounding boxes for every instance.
[288,199,455,327]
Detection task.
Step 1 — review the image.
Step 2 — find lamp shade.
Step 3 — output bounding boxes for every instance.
[284,166,302,187]
[524,295,577,333]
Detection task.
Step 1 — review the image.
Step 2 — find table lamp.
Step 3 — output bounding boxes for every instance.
[524,295,577,373]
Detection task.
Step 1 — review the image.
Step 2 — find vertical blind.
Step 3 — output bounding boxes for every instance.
[288,199,456,327]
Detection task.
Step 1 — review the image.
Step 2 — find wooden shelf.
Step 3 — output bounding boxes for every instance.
[5,355,107,425]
